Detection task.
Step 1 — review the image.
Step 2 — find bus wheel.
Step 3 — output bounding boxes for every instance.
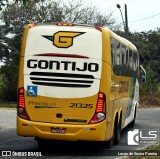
[102,138,113,149]
[128,108,136,128]
[36,138,49,148]
[113,119,121,145]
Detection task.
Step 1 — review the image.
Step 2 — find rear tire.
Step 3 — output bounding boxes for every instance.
[103,117,121,148]
[102,138,113,149]
[113,119,121,145]
[128,107,136,128]
[36,138,50,148]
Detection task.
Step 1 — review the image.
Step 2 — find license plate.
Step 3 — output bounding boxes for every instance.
[51,127,66,134]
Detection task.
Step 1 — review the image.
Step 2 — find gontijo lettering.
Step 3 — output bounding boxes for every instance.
[27,59,99,72]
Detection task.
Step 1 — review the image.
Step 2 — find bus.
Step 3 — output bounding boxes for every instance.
[17,23,145,148]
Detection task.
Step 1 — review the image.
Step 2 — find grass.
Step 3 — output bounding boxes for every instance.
[146,144,160,150]
[140,93,160,108]
[0,101,16,108]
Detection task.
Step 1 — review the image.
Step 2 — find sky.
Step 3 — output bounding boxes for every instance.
[89,0,160,32]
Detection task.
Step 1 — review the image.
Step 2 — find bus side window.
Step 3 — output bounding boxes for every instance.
[121,45,126,65]
[121,45,126,76]
[111,37,120,74]
[125,49,129,76]
[111,38,116,67]
[116,45,121,65]
[129,51,133,69]
[135,52,139,73]
[133,52,137,72]
[126,49,129,66]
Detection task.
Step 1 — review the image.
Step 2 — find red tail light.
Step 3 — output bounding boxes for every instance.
[56,23,74,26]
[18,87,30,120]
[29,23,36,28]
[95,26,102,32]
[89,92,106,124]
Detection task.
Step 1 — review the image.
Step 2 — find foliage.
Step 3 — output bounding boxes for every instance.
[0,0,29,10]
[139,66,160,107]
[1,0,117,38]
[130,30,160,83]
[0,53,19,101]
[129,30,160,106]
[129,31,160,99]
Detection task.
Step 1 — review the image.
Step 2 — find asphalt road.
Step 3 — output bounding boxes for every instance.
[0,108,160,159]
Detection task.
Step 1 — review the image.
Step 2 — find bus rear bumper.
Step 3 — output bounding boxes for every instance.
[17,117,107,141]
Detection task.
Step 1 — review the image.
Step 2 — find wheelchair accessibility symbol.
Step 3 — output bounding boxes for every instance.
[27,86,38,97]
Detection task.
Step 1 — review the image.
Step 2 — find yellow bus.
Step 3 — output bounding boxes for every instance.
[17,23,142,148]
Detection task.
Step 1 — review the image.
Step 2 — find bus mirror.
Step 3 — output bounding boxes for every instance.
[141,74,146,82]
[140,65,146,82]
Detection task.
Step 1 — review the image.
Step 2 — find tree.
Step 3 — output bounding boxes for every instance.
[132,30,160,83]
[0,0,29,10]
[1,0,118,56]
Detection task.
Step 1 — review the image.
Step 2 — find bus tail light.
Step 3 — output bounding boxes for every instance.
[89,92,106,124]
[56,23,74,26]
[29,23,36,28]
[17,87,30,120]
[95,26,102,31]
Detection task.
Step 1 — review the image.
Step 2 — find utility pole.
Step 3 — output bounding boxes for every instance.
[124,4,129,36]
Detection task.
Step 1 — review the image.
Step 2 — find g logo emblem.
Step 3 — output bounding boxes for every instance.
[54,31,85,48]
[42,31,85,48]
